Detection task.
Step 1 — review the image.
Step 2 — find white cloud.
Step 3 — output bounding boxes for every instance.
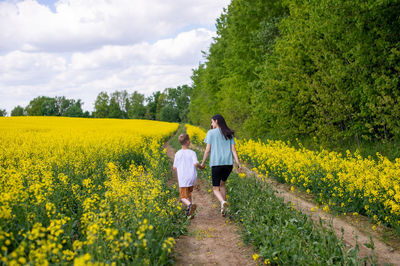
[0,27,217,112]
[68,28,214,70]
[0,0,230,114]
[0,50,66,86]
[0,0,229,53]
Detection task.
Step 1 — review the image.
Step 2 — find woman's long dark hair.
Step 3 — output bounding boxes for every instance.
[212,114,234,140]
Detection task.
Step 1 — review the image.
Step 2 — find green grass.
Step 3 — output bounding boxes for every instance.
[226,173,376,265]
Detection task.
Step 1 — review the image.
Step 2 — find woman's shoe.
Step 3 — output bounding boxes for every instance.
[221,201,228,217]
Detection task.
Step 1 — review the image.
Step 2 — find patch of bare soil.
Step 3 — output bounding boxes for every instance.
[165,145,255,266]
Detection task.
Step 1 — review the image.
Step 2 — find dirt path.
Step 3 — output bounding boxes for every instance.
[166,145,255,266]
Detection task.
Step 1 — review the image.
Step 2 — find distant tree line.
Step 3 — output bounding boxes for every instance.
[5,96,90,117]
[189,0,400,145]
[2,85,191,123]
[93,85,191,122]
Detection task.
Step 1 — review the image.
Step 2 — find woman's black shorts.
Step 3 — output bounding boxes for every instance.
[211,165,233,187]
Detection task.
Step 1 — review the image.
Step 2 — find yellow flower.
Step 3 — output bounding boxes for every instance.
[227,126,400,229]
[253,253,260,261]
[0,117,182,264]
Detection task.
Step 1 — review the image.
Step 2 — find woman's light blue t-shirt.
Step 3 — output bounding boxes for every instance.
[204,128,235,167]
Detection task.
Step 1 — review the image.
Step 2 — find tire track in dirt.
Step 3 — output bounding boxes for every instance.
[166,145,255,266]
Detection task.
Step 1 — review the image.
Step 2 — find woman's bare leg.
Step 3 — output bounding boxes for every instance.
[219,181,226,201]
[213,186,225,202]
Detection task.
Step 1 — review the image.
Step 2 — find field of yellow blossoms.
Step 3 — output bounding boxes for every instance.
[0,117,184,265]
[186,124,400,233]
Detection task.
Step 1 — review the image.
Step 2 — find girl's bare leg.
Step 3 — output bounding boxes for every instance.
[181,198,191,207]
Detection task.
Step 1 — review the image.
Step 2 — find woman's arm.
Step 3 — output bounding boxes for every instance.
[231,144,242,172]
[201,143,211,167]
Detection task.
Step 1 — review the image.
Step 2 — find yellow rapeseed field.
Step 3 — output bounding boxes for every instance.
[185,124,206,146]
[0,117,182,265]
[186,124,400,232]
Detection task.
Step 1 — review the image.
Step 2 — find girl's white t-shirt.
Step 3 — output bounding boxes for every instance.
[173,149,198,187]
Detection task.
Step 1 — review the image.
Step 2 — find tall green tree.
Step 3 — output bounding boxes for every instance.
[189,0,288,134]
[218,0,286,133]
[159,105,179,122]
[189,11,230,129]
[0,109,6,117]
[55,96,72,116]
[25,96,57,116]
[189,0,400,144]
[11,106,24,116]
[110,90,129,118]
[127,91,146,119]
[64,100,84,117]
[258,0,400,143]
[54,96,85,117]
[93,92,110,118]
[160,85,192,122]
[108,97,124,118]
[155,93,167,121]
[145,91,162,120]
[175,85,192,122]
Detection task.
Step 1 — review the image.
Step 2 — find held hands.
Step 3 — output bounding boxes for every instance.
[237,164,242,173]
[196,162,205,170]
[200,162,206,170]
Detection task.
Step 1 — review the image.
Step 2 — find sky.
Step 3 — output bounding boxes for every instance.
[0,0,230,114]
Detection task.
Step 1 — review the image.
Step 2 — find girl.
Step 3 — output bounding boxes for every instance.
[200,114,241,216]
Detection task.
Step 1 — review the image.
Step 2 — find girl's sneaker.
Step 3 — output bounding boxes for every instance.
[189,203,197,216]
[187,203,197,216]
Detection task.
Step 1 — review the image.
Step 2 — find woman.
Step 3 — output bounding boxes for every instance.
[200,114,241,216]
